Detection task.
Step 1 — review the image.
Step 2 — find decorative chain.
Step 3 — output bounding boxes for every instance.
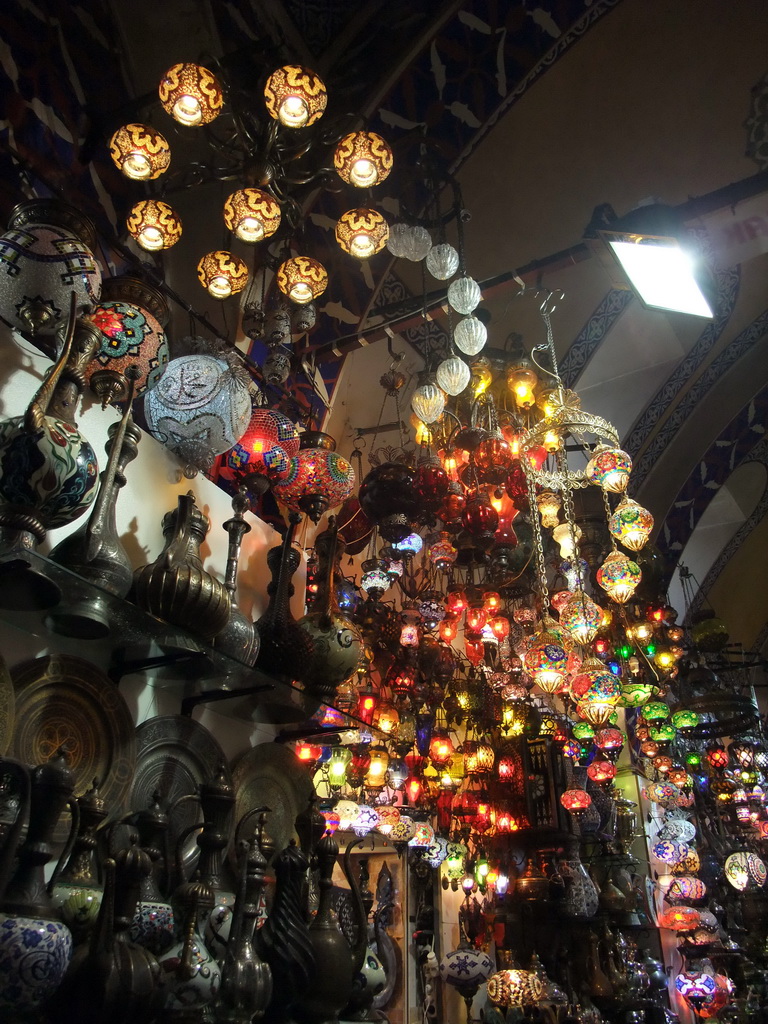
[555,446,584,591]
[601,487,618,552]
[525,464,550,610]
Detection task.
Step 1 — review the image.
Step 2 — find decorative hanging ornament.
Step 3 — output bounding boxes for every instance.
[126,199,182,251]
[333,131,393,187]
[559,590,603,644]
[435,356,470,396]
[276,256,328,304]
[453,315,487,356]
[264,64,327,128]
[426,243,460,280]
[411,378,445,424]
[335,208,388,259]
[447,275,482,315]
[608,495,654,551]
[597,550,642,603]
[386,224,432,261]
[109,123,170,180]
[226,408,300,494]
[272,431,355,522]
[144,354,251,469]
[223,188,281,243]
[197,251,249,299]
[159,62,224,126]
[586,444,632,492]
[0,199,101,338]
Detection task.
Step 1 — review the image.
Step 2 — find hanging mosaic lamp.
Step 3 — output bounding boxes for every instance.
[144,353,251,468]
[586,444,632,493]
[109,123,170,180]
[596,550,641,603]
[272,431,355,522]
[197,251,249,299]
[608,495,654,551]
[360,557,391,598]
[226,408,300,494]
[84,277,170,405]
[560,784,592,817]
[333,130,393,187]
[223,188,281,243]
[264,64,327,128]
[453,315,487,356]
[276,256,328,304]
[447,274,482,315]
[559,590,603,644]
[335,208,388,259]
[159,62,224,126]
[126,199,182,251]
[0,198,102,338]
[522,622,571,693]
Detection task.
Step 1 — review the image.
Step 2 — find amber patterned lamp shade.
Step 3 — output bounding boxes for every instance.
[276,256,328,304]
[159,62,224,126]
[264,64,327,128]
[108,123,170,180]
[197,251,248,298]
[335,208,388,259]
[333,131,393,187]
[126,199,182,251]
[272,430,355,522]
[223,188,281,243]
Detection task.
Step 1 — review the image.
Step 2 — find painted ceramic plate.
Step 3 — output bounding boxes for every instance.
[10,654,136,843]
[130,715,231,870]
[232,742,314,855]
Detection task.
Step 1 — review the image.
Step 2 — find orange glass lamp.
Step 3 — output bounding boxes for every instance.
[560,784,592,817]
[264,64,327,127]
[109,123,170,180]
[365,745,391,789]
[223,188,281,242]
[159,62,224,126]
[126,199,182,251]
[335,208,388,258]
[587,755,617,785]
[334,131,393,187]
[276,255,328,304]
[429,729,454,768]
[197,251,249,299]
[507,357,538,408]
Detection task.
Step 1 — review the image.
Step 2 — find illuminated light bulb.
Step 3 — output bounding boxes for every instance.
[543,429,561,453]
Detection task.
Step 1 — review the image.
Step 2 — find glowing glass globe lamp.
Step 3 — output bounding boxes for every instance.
[335,208,388,258]
[127,199,182,251]
[109,123,170,180]
[559,590,603,644]
[333,130,393,187]
[223,188,281,242]
[264,64,327,127]
[159,62,224,125]
[586,445,632,492]
[197,251,249,299]
[276,255,328,304]
[609,495,654,551]
[597,550,641,603]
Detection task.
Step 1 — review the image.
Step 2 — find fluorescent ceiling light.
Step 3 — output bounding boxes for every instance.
[605,233,714,318]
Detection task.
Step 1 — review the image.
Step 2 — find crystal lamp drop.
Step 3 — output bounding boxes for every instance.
[411,381,445,424]
[436,356,470,396]
[397,225,432,261]
[453,315,487,355]
[448,275,482,314]
[426,242,459,280]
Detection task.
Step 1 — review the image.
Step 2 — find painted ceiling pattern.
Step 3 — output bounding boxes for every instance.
[1,0,767,643]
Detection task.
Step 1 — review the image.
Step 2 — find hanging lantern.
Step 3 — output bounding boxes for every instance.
[560,785,592,817]
[536,490,561,528]
[109,123,170,180]
[335,208,388,259]
[597,550,641,604]
[365,746,390,788]
[411,379,446,424]
[333,130,393,187]
[426,243,460,280]
[559,591,603,644]
[447,275,482,314]
[586,756,617,785]
[227,408,300,493]
[159,62,224,125]
[334,799,360,831]
[586,445,632,492]
[387,223,432,261]
[657,906,701,932]
[360,558,390,599]
[276,256,328,304]
[197,251,249,299]
[522,623,571,693]
[436,356,470,397]
[609,496,654,551]
[127,199,182,251]
[388,815,417,846]
[223,188,281,243]
[487,969,543,1008]
[0,199,102,337]
[429,730,454,768]
[144,354,251,468]
[552,521,582,558]
[595,727,624,754]
[674,969,717,1012]
[327,745,352,788]
[264,64,327,127]
[620,680,654,707]
[84,278,169,404]
[272,431,355,522]
[453,315,487,356]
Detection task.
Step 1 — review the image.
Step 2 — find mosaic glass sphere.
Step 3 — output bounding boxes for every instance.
[272,436,355,522]
[596,550,642,604]
[609,495,654,551]
[227,408,300,487]
[144,354,251,467]
[439,947,494,989]
[586,445,632,492]
[85,299,168,397]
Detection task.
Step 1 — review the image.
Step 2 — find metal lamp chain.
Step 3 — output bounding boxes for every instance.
[526,465,550,608]
[555,446,584,592]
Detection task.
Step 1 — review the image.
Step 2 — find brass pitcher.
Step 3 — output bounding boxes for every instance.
[133,490,230,640]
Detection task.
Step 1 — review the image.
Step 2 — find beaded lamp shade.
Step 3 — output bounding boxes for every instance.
[223,188,281,242]
[144,354,251,468]
[609,495,654,551]
[227,408,299,492]
[334,131,393,187]
[335,208,388,258]
[108,123,170,180]
[264,64,327,127]
[272,431,355,522]
[197,251,249,298]
[0,199,101,337]
[276,256,328,304]
[87,296,171,399]
[158,62,223,126]
[126,199,182,251]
